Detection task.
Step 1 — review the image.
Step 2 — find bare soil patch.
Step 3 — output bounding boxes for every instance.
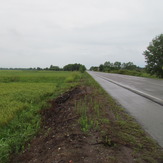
[10,86,163,163]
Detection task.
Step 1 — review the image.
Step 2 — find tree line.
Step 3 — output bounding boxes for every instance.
[90,61,140,72]
[90,33,163,78]
[1,34,162,77]
[0,63,86,73]
[143,34,163,78]
[47,63,86,72]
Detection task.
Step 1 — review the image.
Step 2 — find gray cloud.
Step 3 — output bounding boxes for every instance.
[0,0,163,68]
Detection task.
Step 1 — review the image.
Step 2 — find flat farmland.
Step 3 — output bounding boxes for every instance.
[0,70,81,162]
[1,70,163,163]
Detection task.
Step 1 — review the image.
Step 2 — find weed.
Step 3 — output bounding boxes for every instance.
[77,72,163,162]
[79,116,94,132]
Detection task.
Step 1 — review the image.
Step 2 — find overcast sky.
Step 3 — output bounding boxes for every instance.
[0,0,163,68]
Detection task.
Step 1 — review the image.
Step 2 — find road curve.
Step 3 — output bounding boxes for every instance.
[88,71,163,147]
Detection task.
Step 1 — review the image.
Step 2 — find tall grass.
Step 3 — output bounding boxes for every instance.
[0,70,81,163]
[78,72,163,162]
[0,83,56,125]
[0,70,81,83]
[75,73,110,132]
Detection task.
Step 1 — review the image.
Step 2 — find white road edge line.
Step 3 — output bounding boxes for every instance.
[95,74,163,106]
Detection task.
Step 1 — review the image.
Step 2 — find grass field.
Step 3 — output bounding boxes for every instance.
[0,70,81,162]
[1,70,163,162]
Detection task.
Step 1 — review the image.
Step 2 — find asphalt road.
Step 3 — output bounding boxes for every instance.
[88,71,163,147]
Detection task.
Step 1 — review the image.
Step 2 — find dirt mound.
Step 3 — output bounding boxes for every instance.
[10,86,162,163]
[10,87,113,163]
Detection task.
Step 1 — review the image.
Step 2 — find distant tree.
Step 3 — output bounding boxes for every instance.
[44,67,49,70]
[91,61,139,73]
[79,65,86,73]
[37,67,42,70]
[90,66,99,71]
[63,64,75,71]
[104,61,113,68]
[103,61,114,72]
[49,65,60,71]
[143,34,163,78]
[99,64,104,71]
[63,63,86,72]
[114,61,121,70]
[121,62,137,70]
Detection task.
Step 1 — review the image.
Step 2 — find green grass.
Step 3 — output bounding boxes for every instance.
[0,70,81,163]
[75,73,111,133]
[0,83,56,125]
[76,98,95,132]
[0,70,81,83]
[1,70,162,162]
[110,69,158,78]
[75,72,163,162]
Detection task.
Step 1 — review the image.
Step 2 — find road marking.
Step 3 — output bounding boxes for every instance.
[95,74,163,106]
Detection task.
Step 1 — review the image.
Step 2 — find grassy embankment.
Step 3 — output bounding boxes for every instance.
[76,73,163,162]
[0,70,81,163]
[0,70,163,162]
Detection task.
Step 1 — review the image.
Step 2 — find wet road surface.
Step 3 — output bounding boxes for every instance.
[88,71,163,147]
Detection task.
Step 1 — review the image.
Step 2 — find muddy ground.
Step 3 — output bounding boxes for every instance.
[10,86,163,163]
